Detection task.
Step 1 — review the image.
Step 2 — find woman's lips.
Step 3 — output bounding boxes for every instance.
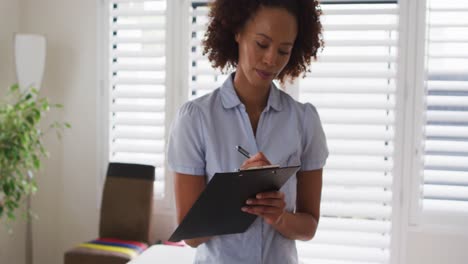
[256,69,273,80]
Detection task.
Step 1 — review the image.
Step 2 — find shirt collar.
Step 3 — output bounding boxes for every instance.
[220,72,283,112]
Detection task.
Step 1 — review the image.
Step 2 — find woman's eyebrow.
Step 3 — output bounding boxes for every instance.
[256,33,294,46]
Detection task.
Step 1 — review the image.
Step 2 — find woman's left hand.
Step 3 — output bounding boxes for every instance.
[242,191,286,225]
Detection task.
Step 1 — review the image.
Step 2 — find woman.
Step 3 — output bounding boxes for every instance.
[167,0,328,263]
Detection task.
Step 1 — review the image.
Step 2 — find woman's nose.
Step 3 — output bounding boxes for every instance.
[263,48,277,67]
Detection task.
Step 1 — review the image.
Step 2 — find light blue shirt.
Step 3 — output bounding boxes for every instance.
[167,73,328,264]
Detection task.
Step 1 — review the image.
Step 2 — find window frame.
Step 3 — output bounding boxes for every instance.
[97,0,404,261]
[97,0,179,212]
[405,0,468,233]
[98,0,111,209]
[96,1,468,263]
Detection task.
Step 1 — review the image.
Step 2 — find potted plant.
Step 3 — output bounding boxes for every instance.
[0,84,69,224]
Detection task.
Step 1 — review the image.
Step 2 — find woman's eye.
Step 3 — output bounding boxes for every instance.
[279,50,290,56]
[256,42,268,49]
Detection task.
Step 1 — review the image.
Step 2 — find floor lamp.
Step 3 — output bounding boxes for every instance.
[14,33,46,264]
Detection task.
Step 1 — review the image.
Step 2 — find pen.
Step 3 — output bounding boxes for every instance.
[236,145,251,158]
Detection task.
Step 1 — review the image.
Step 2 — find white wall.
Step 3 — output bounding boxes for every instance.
[19,0,99,263]
[406,230,468,264]
[0,0,27,264]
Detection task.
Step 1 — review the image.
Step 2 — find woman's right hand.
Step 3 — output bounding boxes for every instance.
[240,152,271,170]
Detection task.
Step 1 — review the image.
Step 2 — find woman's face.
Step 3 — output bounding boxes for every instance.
[235,6,298,87]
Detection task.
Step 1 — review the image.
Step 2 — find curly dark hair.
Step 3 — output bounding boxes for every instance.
[202,0,323,83]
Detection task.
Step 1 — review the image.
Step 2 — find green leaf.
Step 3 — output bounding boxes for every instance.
[10,84,19,92]
[3,182,12,195]
[0,83,71,223]
[13,191,21,202]
[7,211,16,221]
[26,115,35,125]
[41,101,50,111]
[33,109,41,121]
[33,155,41,170]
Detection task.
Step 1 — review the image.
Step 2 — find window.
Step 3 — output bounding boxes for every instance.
[107,0,167,197]
[296,2,398,263]
[416,0,468,222]
[189,0,282,99]
[101,0,468,262]
[186,1,399,263]
[189,1,227,100]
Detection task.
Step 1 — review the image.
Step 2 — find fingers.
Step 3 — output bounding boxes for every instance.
[242,153,270,166]
[255,191,285,200]
[241,152,271,169]
[242,205,279,214]
[241,206,285,225]
[246,199,285,208]
[248,191,285,205]
[251,152,269,161]
[241,191,286,215]
[245,192,285,205]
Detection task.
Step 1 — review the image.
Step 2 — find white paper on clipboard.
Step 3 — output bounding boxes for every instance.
[239,164,280,171]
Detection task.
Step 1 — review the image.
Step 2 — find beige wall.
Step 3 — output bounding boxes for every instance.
[0,0,19,91]
[0,0,100,263]
[0,0,26,263]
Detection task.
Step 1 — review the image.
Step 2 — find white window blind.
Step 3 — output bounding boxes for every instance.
[190,1,226,99]
[297,3,398,264]
[108,0,167,197]
[188,1,399,263]
[420,0,468,214]
[187,1,399,263]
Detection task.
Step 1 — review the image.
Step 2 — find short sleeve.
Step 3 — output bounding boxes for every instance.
[167,102,206,176]
[300,103,329,171]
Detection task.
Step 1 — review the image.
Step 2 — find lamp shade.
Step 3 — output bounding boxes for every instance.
[14,33,46,92]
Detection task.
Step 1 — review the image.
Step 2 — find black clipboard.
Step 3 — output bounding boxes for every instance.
[168,165,300,242]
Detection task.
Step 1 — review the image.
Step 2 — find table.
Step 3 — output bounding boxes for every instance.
[127,245,196,264]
